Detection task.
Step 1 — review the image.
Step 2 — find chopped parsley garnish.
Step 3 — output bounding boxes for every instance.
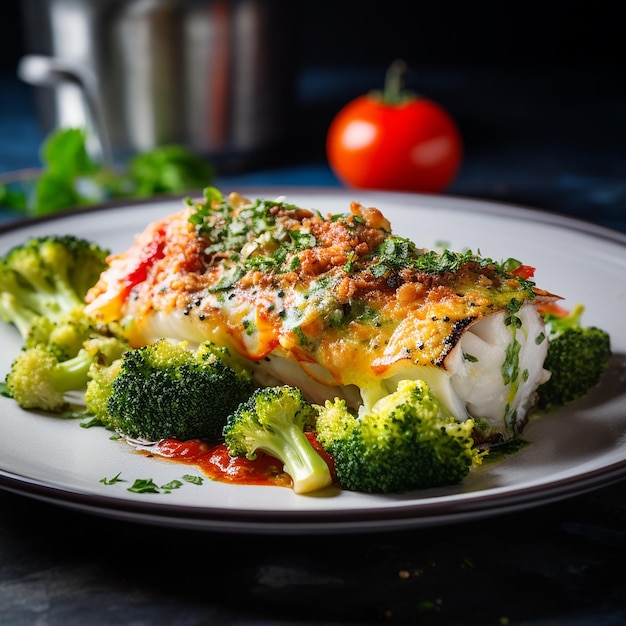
[161,479,184,491]
[128,478,161,494]
[101,473,205,493]
[368,237,536,288]
[188,190,535,305]
[100,472,125,485]
[502,338,521,386]
[182,474,204,485]
[189,190,321,276]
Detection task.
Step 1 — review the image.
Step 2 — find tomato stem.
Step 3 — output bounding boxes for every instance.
[383,59,410,104]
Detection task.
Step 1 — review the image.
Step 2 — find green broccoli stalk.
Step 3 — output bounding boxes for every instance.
[6,335,129,413]
[6,347,89,412]
[85,339,255,442]
[222,386,333,494]
[0,234,109,343]
[315,379,484,494]
[537,303,611,410]
[0,291,40,340]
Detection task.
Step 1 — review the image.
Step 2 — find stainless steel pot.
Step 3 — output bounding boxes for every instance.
[19,0,299,170]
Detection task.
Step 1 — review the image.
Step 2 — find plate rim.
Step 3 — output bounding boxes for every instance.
[3,185,626,244]
[1,186,625,534]
[2,455,626,534]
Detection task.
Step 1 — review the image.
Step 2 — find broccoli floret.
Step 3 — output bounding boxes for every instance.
[315,379,484,494]
[24,307,101,359]
[6,335,129,413]
[85,339,255,442]
[222,386,333,494]
[0,234,109,343]
[0,234,134,413]
[537,304,611,410]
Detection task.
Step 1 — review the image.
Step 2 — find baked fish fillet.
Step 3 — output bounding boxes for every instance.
[85,191,556,443]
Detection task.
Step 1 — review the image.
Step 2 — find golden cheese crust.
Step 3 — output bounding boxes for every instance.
[85,193,551,388]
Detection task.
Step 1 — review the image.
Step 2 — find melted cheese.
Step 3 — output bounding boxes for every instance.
[85,193,556,439]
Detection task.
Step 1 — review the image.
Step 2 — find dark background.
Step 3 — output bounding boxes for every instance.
[0,0,623,72]
[0,1,624,226]
[1,5,626,625]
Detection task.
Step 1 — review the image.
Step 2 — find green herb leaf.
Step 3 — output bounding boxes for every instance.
[182,474,204,485]
[100,472,125,485]
[41,128,96,177]
[1,128,215,218]
[33,172,83,216]
[125,145,214,197]
[80,415,104,428]
[128,478,161,494]
[0,183,27,211]
[161,479,184,491]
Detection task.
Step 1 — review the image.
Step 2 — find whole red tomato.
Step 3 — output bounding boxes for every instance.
[326,61,463,193]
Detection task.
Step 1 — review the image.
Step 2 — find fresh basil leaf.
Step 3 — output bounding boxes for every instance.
[41,128,97,176]
[33,172,83,215]
[127,145,215,197]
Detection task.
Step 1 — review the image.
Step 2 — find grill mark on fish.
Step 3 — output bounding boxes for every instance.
[435,317,477,367]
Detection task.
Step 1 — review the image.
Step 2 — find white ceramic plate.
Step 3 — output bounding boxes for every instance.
[1,188,625,534]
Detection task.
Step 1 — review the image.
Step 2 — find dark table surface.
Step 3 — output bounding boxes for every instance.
[1,65,625,625]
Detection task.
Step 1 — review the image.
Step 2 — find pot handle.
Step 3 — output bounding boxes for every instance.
[17,54,114,169]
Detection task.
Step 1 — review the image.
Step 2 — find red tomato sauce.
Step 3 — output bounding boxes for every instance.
[118,227,167,299]
[140,432,336,489]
